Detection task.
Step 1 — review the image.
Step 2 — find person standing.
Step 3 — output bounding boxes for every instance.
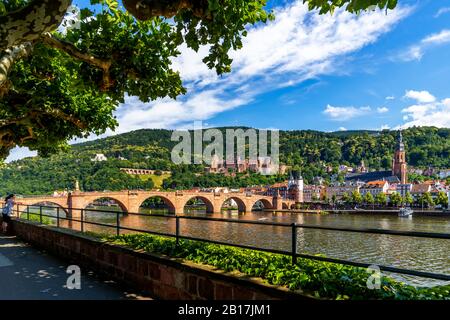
[2,194,16,233]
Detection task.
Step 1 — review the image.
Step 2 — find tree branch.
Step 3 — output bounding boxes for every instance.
[0,42,33,90]
[41,32,113,91]
[122,0,211,21]
[0,0,73,50]
[1,108,87,130]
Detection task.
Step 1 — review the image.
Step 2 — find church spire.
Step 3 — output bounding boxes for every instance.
[397,130,405,152]
[393,130,407,184]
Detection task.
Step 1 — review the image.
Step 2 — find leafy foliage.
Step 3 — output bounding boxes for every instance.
[106,233,450,300]
[303,0,397,14]
[0,0,272,157]
[0,126,449,195]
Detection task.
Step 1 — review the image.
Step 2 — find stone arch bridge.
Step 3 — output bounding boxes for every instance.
[17,190,294,217]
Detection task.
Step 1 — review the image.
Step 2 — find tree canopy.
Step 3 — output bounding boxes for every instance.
[0,0,398,159]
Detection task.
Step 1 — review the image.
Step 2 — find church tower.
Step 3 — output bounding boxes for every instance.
[392,131,407,184]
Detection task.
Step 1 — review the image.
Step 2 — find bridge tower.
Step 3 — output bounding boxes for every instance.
[288,170,304,203]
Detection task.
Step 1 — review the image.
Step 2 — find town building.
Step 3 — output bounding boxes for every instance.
[204,155,285,175]
[396,183,413,197]
[438,169,450,179]
[325,184,360,201]
[410,183,431,202]
[386,183,398,196]
[303,185,324,202]
[120,168,171,175]
[359,180,389,197]
[91,153,107,162]
[356,160,368,173]
[266,181,289,199]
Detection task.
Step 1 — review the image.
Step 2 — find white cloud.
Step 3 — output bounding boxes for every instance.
[385,96,395,100]
[400,93,450,128]
[5,147,37,163]
[400,29,450,61]
[7,1,412,162]
[404,90,436,103]
[434,7,450,18]
[115,1,410,130]
[115,91,252,133]
[323,104,389,121]
[323,105,372,121]
[338,127,347,131]
[380,124,390,130]
[422,30,450,45]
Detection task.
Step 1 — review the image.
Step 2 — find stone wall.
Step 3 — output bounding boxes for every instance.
[6,218,313,300]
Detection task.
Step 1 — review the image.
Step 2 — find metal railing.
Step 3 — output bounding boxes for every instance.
[6,204,450,282]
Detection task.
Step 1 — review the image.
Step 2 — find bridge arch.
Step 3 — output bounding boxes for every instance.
[138,196,176,214]
[28,201,69,216]
[221,197,246,213]
[84,197,128,214]
[183,196,214,214]
[250,198,273,211]
[282,203,289,210]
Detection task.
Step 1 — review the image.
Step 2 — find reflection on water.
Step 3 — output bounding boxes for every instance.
[29,206,450,287]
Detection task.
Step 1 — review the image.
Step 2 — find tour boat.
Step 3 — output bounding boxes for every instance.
[398,207,413,217]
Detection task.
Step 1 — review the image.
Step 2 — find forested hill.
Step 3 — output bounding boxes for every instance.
[0,127,449,195]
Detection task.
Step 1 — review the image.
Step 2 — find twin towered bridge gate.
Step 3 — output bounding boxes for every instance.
[17,190,292,217]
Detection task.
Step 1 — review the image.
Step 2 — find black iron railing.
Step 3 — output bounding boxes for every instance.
[6,203,450,282]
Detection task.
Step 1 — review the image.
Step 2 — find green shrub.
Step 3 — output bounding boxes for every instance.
[104,233,450,300]
[20,213,53,225]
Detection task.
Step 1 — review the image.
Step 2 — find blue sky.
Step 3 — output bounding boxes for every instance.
[107,0,450,133]
[6,0,450,161]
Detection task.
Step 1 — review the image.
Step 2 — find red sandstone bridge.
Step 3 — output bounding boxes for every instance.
[17,190,296,217]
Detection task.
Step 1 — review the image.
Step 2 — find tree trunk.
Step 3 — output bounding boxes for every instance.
[0,0,72,50]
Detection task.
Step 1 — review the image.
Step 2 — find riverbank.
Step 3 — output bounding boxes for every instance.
[263,209,450,216]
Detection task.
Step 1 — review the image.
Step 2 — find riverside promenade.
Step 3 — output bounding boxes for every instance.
[0,235,151,300]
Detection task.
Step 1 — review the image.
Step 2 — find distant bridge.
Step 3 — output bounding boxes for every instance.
[17,190,296,217]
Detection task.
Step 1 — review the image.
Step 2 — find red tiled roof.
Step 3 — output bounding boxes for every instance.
[411,184,431,193]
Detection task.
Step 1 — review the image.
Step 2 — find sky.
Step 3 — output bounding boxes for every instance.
[6,0,450,162]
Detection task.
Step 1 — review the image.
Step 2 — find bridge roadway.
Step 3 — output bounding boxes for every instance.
[0,235,152,300]
[16,190,295,217]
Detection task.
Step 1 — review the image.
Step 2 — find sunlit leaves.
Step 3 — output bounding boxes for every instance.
[303,0,398,14]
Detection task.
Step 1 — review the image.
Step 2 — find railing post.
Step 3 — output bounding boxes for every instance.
[26,205,30,220]
[291,223,297,265]
[80,209,84,232]
[16,204,19,218]
[116,212,120,236]
[56,207,60,228]
[176,216,180,245]
[39,206,43,224]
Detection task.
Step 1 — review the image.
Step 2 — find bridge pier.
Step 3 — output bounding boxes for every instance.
[68,192,86,218]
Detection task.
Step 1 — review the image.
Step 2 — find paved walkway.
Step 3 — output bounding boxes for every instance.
[0,235,152,300]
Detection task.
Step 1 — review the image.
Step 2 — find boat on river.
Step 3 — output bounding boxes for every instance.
[398,207,413,217]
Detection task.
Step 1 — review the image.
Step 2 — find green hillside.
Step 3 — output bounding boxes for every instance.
[0,126,449,195]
